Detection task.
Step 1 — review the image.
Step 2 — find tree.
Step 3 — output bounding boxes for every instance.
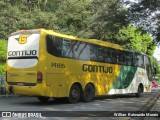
[114,25,156,55]
[54,0,93,36]
[151,57,160,80]
[0,0,156,58]
[0,40,7,74]
[78,0,129,41]
[0,0,58,39]
[0,0,129,41]
[127,0,160,45]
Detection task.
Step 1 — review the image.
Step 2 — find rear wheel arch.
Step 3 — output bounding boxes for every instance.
[68,82,82,103]
[81,82,95,102]
[70,82,83,94]
[85,82,96,94]
[87,82,95,89]
[139,83,144,92]
[136,83,144,97]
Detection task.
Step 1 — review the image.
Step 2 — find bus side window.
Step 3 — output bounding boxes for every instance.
[137,54,144,68]
[133,54,138,66]
[98,47,104,62]
[65,41,78,59]
[46,35,54,55]
[69,42,90,61]
[90,44,98,61]
[111,49,117,64]
[126,52,133,66]
[46,35,62,57]
[117,50,126,65]
[62,39,71,57]
[54,37,62,57]
[77,43,90,60]
[104,48,111,63]
[144,56,152,80]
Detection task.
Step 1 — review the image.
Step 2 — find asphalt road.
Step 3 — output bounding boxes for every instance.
[0,87,160,120]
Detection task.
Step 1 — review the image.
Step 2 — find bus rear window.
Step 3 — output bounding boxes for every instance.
[7,33,40,68]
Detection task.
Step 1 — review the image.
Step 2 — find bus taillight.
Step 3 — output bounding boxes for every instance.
[37,71,43,83]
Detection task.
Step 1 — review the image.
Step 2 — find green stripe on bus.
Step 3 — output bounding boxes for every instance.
[111,66,137,89]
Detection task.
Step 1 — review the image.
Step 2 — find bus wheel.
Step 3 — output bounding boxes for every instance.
[68,84,80,104]
[37,97,50,103]
[82,84,95,102]
[136,85,143,97]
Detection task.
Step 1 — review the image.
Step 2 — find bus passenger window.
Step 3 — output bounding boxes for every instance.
[133,55,138,66]
[126,52,133,66]
[62,39,71,57]
[137,54,144,67]
[117,51,125,65]
[104,48,111,63]
[111,50,117,63]
[145,56,152,80]
[77,43,90,61]
[46,35,62,57]
[90,45,98,61]
[66,41,78,59]
[98,47,104,62]
[54,37,62,57]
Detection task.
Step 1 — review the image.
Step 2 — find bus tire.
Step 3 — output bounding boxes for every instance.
[37,97,50,103]
[136,84,143,97]
[82,84,95,102]
[68,84,80,104]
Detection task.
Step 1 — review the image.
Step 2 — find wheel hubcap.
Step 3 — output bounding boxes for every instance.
[72,89,78,98]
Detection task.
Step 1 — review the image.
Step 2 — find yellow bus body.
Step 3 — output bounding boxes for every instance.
[6,29,152,103]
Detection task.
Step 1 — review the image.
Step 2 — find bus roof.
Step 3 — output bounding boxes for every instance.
[42,29,125,51]
[44,29,147,55]
[10,28,144,54]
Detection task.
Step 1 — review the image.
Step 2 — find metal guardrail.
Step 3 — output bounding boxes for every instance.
[0,73,6,95]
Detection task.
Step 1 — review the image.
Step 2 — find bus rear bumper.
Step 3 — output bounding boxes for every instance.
[6,84,45,96]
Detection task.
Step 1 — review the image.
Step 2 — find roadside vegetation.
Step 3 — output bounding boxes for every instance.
[0,0,160,80]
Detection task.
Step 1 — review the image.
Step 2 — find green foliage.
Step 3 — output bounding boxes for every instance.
[0,0,157,63]
[0,40,7,63]
[0,63,6,74]
[54,0,93,36]
[0,0,128,40]
[78,0,129,40]
[150,57,160,80]
[114,25,156,56]
[0,40,7,74]
[0,0,58,39]
[128,0,160,45]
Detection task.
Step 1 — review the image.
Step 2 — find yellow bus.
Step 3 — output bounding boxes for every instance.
[6,29,152,103]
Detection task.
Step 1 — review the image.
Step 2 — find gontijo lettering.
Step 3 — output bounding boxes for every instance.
[82,64,113,73]
[8,50,37,57]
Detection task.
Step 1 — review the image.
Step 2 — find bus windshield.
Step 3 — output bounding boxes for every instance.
[7,32,40,68]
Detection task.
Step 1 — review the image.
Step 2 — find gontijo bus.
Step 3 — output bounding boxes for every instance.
[6,29,152,103]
